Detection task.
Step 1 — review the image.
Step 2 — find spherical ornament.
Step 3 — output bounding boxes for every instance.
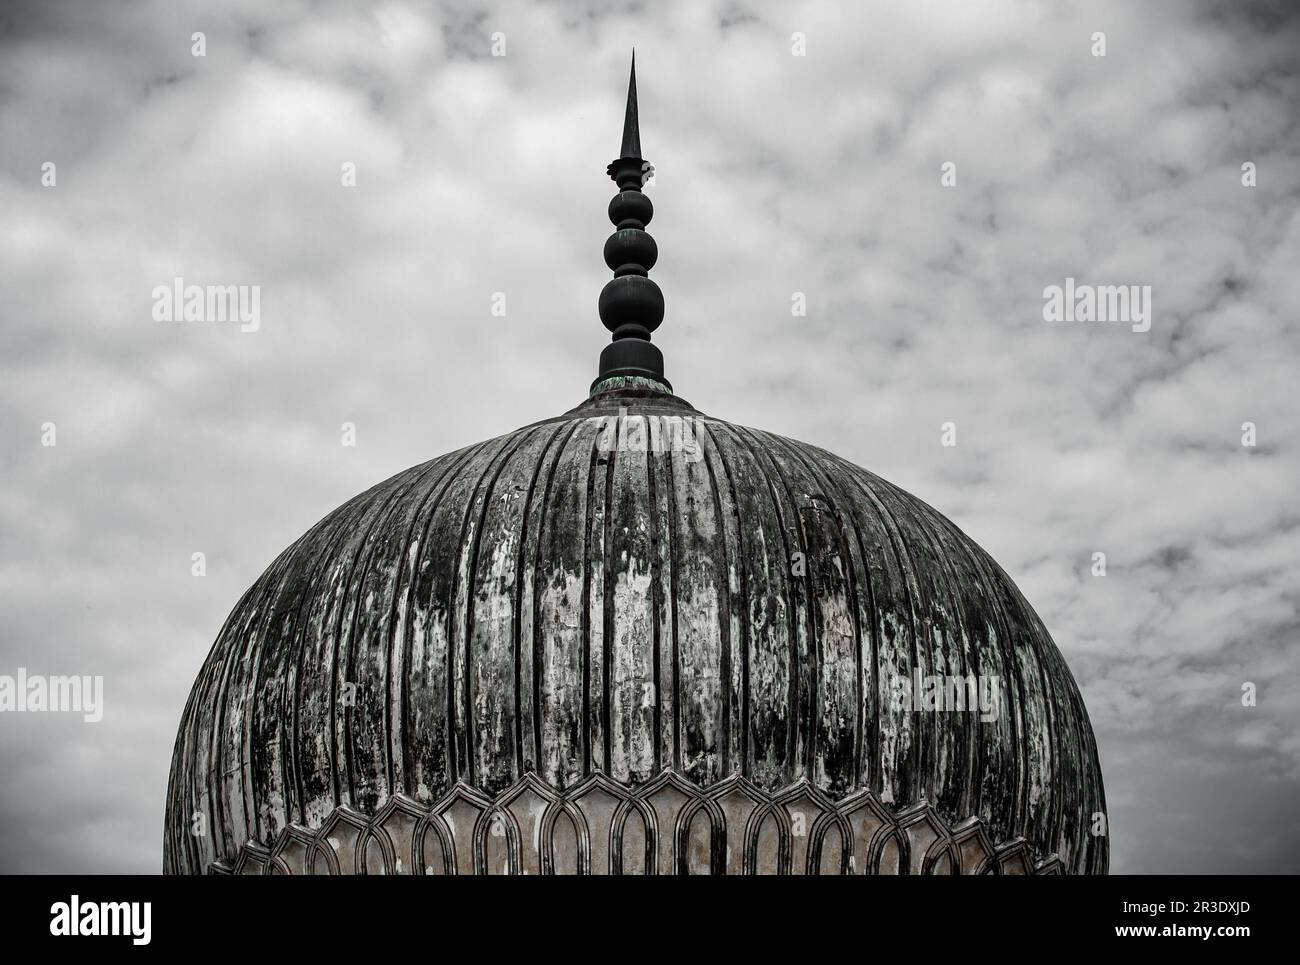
[609,189,653,229]
[598,275,664,330]
[603,228,658,272]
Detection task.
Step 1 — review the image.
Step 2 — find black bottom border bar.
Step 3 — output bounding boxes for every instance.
[4,874,1279,951]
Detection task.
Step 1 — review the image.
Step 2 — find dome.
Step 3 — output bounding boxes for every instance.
[164,58,1105,876]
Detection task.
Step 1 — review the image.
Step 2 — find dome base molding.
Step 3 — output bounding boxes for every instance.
[211,770,1064,876]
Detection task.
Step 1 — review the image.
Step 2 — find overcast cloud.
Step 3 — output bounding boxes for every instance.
[1,0,1298,873]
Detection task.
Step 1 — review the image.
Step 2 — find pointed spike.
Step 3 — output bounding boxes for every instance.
[619,51,641,159]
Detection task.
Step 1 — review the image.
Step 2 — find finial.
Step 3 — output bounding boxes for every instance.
[593,51,669,394]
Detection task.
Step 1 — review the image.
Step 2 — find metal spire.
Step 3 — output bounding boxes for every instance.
[593,51,669,394]
[620,50,641,159]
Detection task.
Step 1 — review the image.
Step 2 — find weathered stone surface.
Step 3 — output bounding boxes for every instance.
[164,382,1107,874]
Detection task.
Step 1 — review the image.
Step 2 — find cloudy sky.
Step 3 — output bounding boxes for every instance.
[2,0,1298,874]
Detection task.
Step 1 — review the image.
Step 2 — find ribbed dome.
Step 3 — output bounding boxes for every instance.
[165,381,1106,875]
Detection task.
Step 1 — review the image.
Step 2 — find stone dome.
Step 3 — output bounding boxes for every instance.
[164,58,1105,876]
[165,382,1105,875]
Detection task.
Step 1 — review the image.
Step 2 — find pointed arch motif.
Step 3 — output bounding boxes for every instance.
[209,770,1067,875]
